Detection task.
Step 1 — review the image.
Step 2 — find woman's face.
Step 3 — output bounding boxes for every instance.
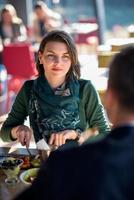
[2,11,12,24]
[35,8,46,20]
[39,41,71,81]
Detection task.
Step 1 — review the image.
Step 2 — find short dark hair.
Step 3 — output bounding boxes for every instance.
[108,45,134,112]
[36,30,81,79]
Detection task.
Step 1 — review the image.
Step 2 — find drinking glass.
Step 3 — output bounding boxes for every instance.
[0,157,23,185]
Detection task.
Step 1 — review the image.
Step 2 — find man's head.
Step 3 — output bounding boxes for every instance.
[105,46,134,125]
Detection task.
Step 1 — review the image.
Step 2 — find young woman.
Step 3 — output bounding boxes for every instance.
[0,4,27,44]
[0,30,110,148]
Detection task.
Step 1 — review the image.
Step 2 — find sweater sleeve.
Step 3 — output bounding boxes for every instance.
[83,80,110,135]
[0,81,32,142]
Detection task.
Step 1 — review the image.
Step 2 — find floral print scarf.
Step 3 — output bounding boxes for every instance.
[29,76,81,143]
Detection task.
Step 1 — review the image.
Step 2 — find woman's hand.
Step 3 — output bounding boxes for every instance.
[49,130,78,147]
[11,125,32,147]
[78,128,99,144]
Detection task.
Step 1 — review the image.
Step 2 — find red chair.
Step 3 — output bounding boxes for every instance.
[2,43,37,78]
[2,43,37,95]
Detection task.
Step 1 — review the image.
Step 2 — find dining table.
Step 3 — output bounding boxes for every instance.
[0,147,38,200]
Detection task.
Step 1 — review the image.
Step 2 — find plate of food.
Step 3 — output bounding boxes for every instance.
[20,168,39,185]
[20,155,41,169]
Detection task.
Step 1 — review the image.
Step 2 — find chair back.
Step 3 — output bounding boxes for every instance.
[2,43,37,79]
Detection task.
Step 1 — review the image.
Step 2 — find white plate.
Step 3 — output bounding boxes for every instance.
[20,168,39,185]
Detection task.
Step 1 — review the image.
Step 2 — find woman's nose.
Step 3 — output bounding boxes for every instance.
[54,57,62,64]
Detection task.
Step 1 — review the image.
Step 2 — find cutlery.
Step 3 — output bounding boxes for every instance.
[26,146,32,157]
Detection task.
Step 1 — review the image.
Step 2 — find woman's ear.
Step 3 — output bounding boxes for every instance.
[38,51,43,64]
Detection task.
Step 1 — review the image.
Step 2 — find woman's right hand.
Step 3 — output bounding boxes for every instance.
[48,130,78,147]
[11,125,32,147]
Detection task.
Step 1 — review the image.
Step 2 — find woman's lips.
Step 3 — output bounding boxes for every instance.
[51,68,62,71]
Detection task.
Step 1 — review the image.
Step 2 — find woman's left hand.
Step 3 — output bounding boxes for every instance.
[48,130,78,147]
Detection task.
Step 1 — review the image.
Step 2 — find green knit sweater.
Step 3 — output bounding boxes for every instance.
[0,79,110,142]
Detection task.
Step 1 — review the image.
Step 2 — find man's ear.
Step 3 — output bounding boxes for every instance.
[104,89,114,109]
[104,88,118,124]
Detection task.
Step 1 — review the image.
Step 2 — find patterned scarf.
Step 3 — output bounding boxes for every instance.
[29,76,81,143]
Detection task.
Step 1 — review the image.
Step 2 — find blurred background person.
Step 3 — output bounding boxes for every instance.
[0,4,27,44]
[31,1,62,43]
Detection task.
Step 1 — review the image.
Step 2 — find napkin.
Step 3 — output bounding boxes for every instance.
[36,139,50,151]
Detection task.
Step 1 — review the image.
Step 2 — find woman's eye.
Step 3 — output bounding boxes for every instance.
[45,54,56,61]
[47,55,55,59]
[62,55,70,60]
[44,54,70,62]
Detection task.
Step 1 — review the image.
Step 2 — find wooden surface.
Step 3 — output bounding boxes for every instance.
[106,38,134,51]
